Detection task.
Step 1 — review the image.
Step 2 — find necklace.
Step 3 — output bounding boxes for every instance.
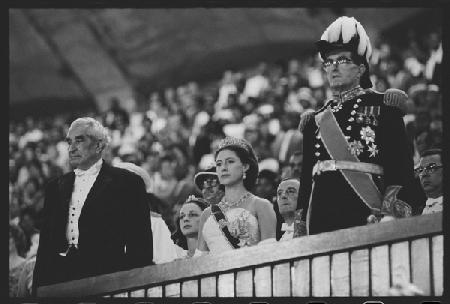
[219,192,252,210]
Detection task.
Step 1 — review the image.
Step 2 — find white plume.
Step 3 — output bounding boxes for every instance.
[319,16,372,63]
[327,16,343,42]
[365,36,373,61]
[356,25,368,56]
[341,16,357,43]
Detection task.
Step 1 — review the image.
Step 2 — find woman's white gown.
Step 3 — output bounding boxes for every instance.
[203,205,260,253]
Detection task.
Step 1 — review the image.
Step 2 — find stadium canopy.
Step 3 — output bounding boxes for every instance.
[9,8,432,116]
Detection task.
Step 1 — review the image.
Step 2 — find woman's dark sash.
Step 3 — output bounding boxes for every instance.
[210,204,240,249]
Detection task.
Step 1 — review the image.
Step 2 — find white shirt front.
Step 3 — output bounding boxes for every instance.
[279,222,294,241]
[66,159,103,246]
[422,196,443,215]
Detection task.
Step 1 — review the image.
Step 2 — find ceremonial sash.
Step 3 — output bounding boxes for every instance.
[316,109,383,211]
[210,204,240,249]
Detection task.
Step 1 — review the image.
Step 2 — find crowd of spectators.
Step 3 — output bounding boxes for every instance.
[9,27,442,292]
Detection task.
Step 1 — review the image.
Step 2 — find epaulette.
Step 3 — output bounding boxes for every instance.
[383,88,408,115]
[298,110,316,133]
[298,99,334,132]
[318,99,334,112]
[150,211,162,218]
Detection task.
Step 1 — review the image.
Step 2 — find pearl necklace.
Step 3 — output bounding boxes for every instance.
[219,192,252,210]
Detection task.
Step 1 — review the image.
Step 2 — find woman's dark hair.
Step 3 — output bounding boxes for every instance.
[9,223,27,258]
[171,197,208,250]
[215,145,259,192]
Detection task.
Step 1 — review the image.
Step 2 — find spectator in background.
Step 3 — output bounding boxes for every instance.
[271,110,303,165]
[171,196,208,259]
[216,70,238,112]
[9,223,27,297]
[276,178,305,241]
[153,153,200,231]
[242,62,271,102]
[17,227,40,297]
[415,129,434,157]
[257,159,283,240]
[19,207,39,252]
[416,149,443,214]
[424,32,442,86]
[103,97,130,131]
[287,150,303,180]
[19,177,44,212]
[243,114,273,160]
[254,169,279,204]
[33,117,153,293]
[194,166,224,205]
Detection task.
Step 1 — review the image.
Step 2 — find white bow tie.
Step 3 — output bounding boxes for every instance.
[74,169,86,176]
[425,197,443,208]
[74,160,102,177]
[426,201,439,208]
[281,223,294,232]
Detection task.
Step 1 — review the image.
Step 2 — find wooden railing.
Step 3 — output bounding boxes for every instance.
[37,213,443,297]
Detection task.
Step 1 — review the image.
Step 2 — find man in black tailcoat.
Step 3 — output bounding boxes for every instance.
[33,117,153,295]
[296,16,424,236]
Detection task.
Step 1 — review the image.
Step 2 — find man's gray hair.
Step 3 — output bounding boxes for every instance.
[69,117,111,151]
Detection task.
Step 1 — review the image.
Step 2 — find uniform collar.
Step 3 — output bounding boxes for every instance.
[332,86,366,103]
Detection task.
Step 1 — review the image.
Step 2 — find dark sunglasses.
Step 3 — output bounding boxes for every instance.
[322,56,354,70]
[203,178,219,188]
[414,163,443,177]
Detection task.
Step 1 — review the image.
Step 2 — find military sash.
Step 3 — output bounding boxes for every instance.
[316,109,383,212]
[210,204,240,249]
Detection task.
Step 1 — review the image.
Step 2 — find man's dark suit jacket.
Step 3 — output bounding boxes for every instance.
[33,162,153,292]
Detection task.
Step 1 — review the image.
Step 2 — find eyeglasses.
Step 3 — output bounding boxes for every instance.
[203,179,219,188]
[277,188,298,197]
[414,163,443,177]
[322,57,354,70]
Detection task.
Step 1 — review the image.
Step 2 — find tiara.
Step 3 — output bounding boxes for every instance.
[216,136,250,153]
[185,195,208,205]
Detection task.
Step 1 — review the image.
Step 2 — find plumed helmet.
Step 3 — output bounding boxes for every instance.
[316,16,373,89]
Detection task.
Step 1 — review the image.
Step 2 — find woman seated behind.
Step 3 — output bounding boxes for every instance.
[197,136,277,254]
[171,196,208,259]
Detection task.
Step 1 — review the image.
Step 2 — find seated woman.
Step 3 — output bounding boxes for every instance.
[171,196,208,258]
[197,136,277,254]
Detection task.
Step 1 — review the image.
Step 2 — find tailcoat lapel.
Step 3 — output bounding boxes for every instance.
[55,172,75,251]
[79,162,113,217]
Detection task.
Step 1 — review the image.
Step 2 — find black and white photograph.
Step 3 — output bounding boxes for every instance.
[9,6,444,303]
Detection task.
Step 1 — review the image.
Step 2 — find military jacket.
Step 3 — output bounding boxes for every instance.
[298,86,418,216]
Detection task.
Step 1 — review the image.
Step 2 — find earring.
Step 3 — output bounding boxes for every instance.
[243,170,247,180]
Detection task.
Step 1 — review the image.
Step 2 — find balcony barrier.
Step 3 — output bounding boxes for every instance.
[37,212,443,297]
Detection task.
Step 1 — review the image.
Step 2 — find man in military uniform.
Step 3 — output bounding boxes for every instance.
[297,16,422,235]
